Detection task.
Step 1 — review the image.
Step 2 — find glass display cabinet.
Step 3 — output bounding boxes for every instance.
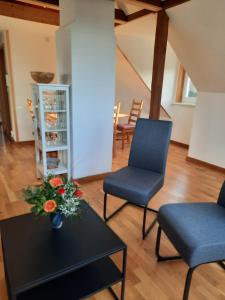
[32,84,71,179]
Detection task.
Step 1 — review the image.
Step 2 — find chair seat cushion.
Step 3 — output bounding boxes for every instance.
[158,203,225,267]
[103,166,164,206]
[117,123,135,130]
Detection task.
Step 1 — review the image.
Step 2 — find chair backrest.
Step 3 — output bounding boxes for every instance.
[128,118,172,175]
[217,181,225,208]
[128,99,143,126]
[114,102,121,130]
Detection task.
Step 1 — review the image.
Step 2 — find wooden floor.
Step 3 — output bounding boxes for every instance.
[0,130,225,300]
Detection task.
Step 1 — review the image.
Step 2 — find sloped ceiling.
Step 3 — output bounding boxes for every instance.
[167,0,225,93]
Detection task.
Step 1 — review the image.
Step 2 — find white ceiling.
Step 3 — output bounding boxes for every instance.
[116,0,142,15]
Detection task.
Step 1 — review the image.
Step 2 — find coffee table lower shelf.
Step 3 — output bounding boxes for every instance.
[16,257,123,300]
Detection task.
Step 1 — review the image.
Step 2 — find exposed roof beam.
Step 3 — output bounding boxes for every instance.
[0,1,152,26]
[35,0,58,4]
[115,8,127,24]
[150,10,169,119]
[127,9,153,21]
[115,8,152,24]
[121,0,162,12]
[162,0,190,9]
[17,0,59,10]
[0,0,59,25]
[121,0,190,11]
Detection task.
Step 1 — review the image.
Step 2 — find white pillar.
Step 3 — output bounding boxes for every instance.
[56,0,116,179]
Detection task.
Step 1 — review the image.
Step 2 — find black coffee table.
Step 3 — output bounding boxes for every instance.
[0,201,127,300]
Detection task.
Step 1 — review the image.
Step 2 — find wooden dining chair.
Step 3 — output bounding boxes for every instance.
[117,99,143,149]
[113,102,121,157]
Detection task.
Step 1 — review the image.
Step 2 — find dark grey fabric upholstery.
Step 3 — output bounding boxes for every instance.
[103,118,172,206]
[103,166,164,206]
[128,119,172,175]
[218,181,225,208]
[158,202,225,268]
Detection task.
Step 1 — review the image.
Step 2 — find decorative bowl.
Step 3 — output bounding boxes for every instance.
[31,72,54,83]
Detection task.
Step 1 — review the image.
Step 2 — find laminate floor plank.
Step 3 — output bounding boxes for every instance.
[0,136,224,300]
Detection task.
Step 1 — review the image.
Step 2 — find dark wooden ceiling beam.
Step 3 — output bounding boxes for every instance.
[162,0,190,9]
[35,0,58,5]
[115,8,128,22]
[150,10,169,119]
[115,8,153,26]
[127,9,153,21]
[0,1,152,26]
[123,0,190,10]
[1,0,188,27]
[0,1,59,25]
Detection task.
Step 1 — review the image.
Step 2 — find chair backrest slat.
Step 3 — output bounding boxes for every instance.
[128,118,172,175]
[128,99,143,126]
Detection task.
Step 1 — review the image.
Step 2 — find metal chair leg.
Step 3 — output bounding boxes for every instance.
[142,205,157,240]
[104,194,157,239]
[103,192,107,221]
[218,261,225,270]
[155,226,162,259]
[103,193,128,222]
[155,226,181,261]
[183,268,195,300]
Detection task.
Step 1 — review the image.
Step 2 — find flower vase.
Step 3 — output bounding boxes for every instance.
[50,213,63,229]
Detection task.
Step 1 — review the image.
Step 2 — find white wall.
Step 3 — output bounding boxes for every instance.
[116,47,150,119]
[57,0,115,179]
[189,92,225,168]
[56,25,71,84]
[0,16,57,141]
[116,15,156,88]
[167,1,225,166]
[169,104,195,144]
[116,14,179,110]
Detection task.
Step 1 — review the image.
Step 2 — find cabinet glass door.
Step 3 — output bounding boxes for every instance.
[42,90,67,111]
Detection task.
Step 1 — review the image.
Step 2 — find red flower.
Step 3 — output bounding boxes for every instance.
[49,177,63,188]
[74,189,83,198]
[44,200,57,213]
[57,187,65,195]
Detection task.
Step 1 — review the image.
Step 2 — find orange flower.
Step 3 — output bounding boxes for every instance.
[49,177,63,188]
[44,200,57,213]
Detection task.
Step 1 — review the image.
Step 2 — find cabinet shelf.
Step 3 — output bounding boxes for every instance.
[38,164,68,176]
[44,128,67,132]
[37,141,68,152]
[44,110,67,113]
[46,145,68,151]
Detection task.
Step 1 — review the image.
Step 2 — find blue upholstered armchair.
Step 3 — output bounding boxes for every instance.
[103,118,172,239]
[156,181,225,300]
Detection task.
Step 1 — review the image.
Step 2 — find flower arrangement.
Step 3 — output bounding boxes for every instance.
[23,175,83,218]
